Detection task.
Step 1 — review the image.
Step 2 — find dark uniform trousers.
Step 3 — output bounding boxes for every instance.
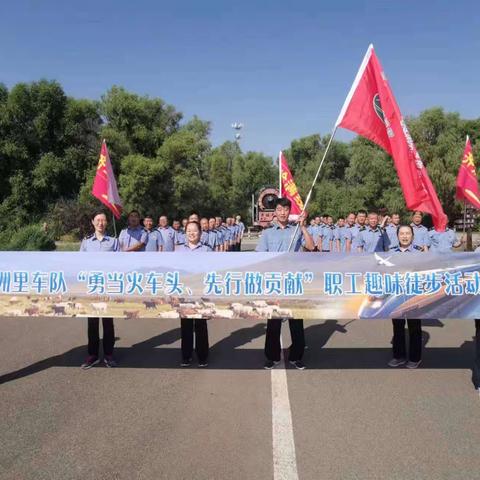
[265,319,305,362]
[392,318,422,362]
[88,317,115,357]
[473,320,480,388]
[181,318,209,363]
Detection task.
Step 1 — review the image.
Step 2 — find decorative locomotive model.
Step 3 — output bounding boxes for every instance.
[252,187,280,229]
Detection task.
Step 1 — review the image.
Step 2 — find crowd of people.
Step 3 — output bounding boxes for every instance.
[78,199,480,393]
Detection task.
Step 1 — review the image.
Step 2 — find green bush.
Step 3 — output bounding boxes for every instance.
[0,224,56,251]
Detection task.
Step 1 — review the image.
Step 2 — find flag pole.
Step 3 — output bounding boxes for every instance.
[278,151,282,197]
[287,126,338,251]
[112,213,117,238]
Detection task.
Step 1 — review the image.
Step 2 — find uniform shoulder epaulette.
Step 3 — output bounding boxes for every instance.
[84,234,94,240]
[413,245,423,251]
[359,226,366,231]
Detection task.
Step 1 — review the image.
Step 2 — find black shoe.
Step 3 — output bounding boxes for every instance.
[180,358,192,367]
[198,362,208,368]
[264,360,280,370]
[289,360,305,370]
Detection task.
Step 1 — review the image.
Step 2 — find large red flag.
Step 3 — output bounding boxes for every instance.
[92,140,123,219]
[335,44,447,231]
[456,136,480,209]
[279,151,304,217]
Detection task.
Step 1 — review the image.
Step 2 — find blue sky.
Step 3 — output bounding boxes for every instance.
[0,0,479,157]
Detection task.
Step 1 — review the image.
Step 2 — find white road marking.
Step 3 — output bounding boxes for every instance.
[271,337,299,480]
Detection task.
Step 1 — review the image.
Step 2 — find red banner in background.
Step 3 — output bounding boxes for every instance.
[92,140,123,219]
[456,136,480,209]
[279,151,304,217]
[336,44,447,231]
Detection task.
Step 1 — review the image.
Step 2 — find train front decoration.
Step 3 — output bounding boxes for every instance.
[253,187,279,229]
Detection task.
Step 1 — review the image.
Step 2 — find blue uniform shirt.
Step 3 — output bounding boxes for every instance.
[80,234,120,252]
[357,226,389,252]
[334,226,348,252]
[173,229,186,245]
[411,223,431,249]
[345,224,365,250]
[256,223,304,252]
[201,230,218,250]
[385,224,399,250]
[144,229,164,252]
[118,227,148,251]
[429,228,458,253]
[179,242,213,252]
[391,244,423,253]
[320,225,336,251]
[158,226,176,252]
[215,228,224,246]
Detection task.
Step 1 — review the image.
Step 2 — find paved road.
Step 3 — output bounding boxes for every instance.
[1,317,479,480]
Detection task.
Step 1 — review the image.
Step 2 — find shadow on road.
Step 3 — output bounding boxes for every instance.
[0,320,476,386]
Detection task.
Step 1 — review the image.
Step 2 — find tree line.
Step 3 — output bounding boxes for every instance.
[0,79,478,244]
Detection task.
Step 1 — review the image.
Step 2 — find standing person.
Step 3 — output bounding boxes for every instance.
[410,211,431,251]
[172,219,186,246]
[235,215,245,251]
[318,215,336,252]
[256,198,314,369]
[383,213,401,250]
[178,221,212,367]
[429,216,463,252]
[388,225,424,369]
[208,217,222,251]
[158,215,176,252]
[80,211,119,369]
[335,217,347,252]
[356,212,389,253]
[200,217,218,251]
[215,216,229,251]
[143,214,163,252]
[345,210,367,252]
[118,210,148,252]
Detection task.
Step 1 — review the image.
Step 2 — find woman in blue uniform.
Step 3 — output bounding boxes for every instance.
[79,211,119,369]
[388,224,424,369]
[178,220,212,367]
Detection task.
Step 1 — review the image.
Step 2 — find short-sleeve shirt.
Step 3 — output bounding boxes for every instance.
[320,225,336,251]
[80,235,119,252]
[391,244,422,253]
[356,227,389,252]
[178,242,213,252]
[201,230,218,250]
[256,223,304,252]
[411,223,431,249]
[334,226,348,252]
[345,224,365,250]
[118,227,148,251]
[429,228,457,253]
[174,229,186,245]
[385,224,399,250]
[158,226,176,252]
[144,229,164,252]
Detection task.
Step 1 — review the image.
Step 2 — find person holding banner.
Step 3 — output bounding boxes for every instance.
[388,225,424,369]
[179,220,212,367]
[256,197,314,370]
[80,211,119,369]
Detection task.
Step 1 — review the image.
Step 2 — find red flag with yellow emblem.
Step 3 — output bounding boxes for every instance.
[279,151,304,217]
[456,136,480,209]
[92,140,123,219]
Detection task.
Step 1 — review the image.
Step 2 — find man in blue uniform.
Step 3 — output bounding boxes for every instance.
[410,211,431,251]
[118,210,148,252]
[429,217,463,252]
[172,219,185,246]
[158,215,176,252]
[200,217,218,251]
[143,214,164,252]
[235,215,245,251]
[356,212,389,252]
[318,215,336,252]
[80,211,119,369]
[256,197,314,370]
[215,216,230,251]
[334,217,347,252]
[345,210,367,252]
[382,213,401,250]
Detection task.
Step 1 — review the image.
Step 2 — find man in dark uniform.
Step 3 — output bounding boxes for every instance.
[256,198,314,369]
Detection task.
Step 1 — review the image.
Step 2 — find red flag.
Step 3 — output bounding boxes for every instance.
[279,151,304,217]
[335,44,447,231]
[92,140,123,219]
[456,136,480,209]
